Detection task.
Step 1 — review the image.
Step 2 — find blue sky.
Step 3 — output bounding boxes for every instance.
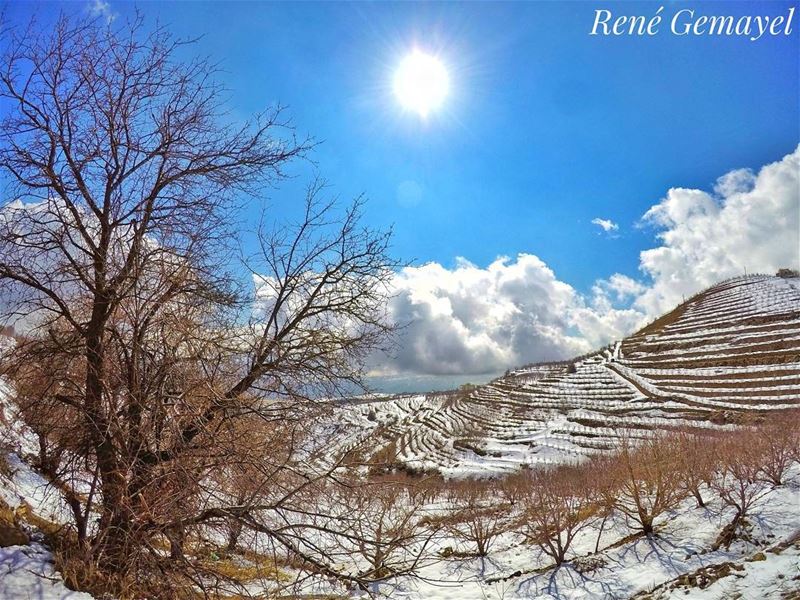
[13,1,797,291]
[5,1,800,388]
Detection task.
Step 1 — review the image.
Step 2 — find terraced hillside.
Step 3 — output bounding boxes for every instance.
[326,275,800,477]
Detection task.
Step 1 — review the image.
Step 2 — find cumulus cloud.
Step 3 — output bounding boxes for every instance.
[376,146,799,377]
[384,256,582,375]
[593,274,646,303]
[591,217,619,233]
[634,145,799,315]
[713,168,756,197]
[376,255,643,376]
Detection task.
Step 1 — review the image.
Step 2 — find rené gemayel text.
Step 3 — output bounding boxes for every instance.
[590,6,795,41]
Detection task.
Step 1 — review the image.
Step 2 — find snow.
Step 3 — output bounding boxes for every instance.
[0,454,72,526]
[0,379,96,599]
[300,276,800,595]
[317,276,800,477]
[0,544,94,600]
[0,452,95,599]
[0,277,797,599]
[0,448,94,599]
[4,451,795,600]
[654,546,800,599]
[343,466,800,599]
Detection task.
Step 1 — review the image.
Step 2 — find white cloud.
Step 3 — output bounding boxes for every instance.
[593,274,646,303]
[713,168,755,197]
[377,254,644,376]
[591,217,619,233]
[377,146,799,377]
[633,145,799,315]
[88,0,116,23]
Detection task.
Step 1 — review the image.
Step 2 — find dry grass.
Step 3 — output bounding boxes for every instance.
[0,497,28,547]
[197,551,290,584]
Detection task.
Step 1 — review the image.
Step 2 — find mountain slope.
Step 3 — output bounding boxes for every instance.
[328,274,800,476]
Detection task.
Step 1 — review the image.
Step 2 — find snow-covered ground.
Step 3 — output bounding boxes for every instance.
[0,451,95,600]
[2,439,798,600]
[0,275,798,599]
[348,466,800,599]
[0,381,96,599]
[0,543,94,600]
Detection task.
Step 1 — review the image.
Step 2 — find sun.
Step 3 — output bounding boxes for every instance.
[393,50,449,117]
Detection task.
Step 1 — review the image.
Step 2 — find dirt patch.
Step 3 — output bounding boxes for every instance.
[632,560,745,598]
[0,521,28,547]
[0,497,29,547]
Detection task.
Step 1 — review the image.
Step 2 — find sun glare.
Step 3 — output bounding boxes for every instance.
[393,50,449,117]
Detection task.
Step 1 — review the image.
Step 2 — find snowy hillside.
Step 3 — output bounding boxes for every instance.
[0,386,96,599]
[370,466,800,600]
[0,274,799,599]
[325,275,800,476]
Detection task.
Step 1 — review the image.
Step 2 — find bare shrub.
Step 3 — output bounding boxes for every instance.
[405,474,445,506]
[776,268,800,278]
[671,429,719,508]
[755,411,799,486]
[520,464,597,566]
[445,480,511,557]
[711,429,773,548]
[599,434,684,536]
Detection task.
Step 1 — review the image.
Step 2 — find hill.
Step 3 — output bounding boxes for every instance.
[0,274,799,599]
[327,274,800,476]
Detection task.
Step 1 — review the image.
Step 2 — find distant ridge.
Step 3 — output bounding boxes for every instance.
[326,275,800,476]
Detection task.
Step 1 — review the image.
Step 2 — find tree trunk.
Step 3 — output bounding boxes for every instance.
[169,526,186,560]
[85,314,134,569]
[640,514,654,535]
[226,519,243,552]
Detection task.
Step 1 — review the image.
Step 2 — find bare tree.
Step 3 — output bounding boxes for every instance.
[241,181,396,401]
[497,469,529,508]
[755,411,799,487]
[520,465,597,566]
[672,429,718,508]
[445,481,512,558]
[0,12,401,596]
[711,429,773,549]
[599,434,684,536]
[324,477,439,592]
